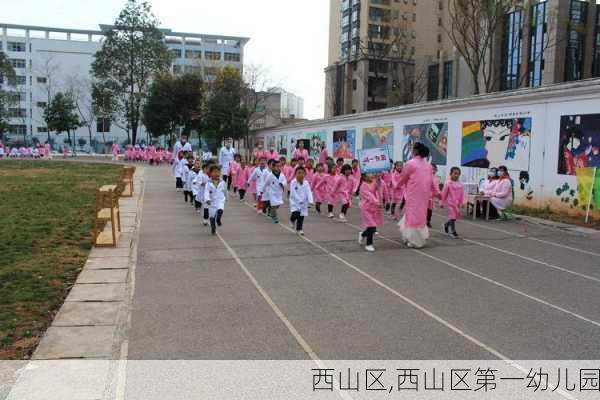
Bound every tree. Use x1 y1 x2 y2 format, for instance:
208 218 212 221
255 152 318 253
143 72 205 145
65 74 97 151
205 66 246 146
92 81 128 144
91 0 172 145
34 55 60 143
444 0 519 95
0 52 16 140
44 92 81 148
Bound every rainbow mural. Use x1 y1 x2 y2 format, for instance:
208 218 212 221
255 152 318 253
461 121 487 166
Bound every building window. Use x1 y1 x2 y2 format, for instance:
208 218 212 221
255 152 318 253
37 77 47 84
205 51 222 61
427 64 439 101
565 0 588 81
352 79 357 90
502 9 523 90
37 126 48 133
9 108 27 118
9 59 26 69
169 49 182 59
36 101 47 108
224 52 241 62
96 118 111 133
9 125 27 135
7 42 26 52
185 49 202 59
442 61 453 99
593 6 600 77
184 65 202 74
529 1 547 87
15 76 27 85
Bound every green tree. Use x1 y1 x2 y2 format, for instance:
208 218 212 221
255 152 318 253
206 66 246 146
0 52 16 140
44 92 81 148
143 72 205 145
91 0 172 145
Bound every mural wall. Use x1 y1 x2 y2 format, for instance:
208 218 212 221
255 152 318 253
306 131 327 159
332 129 356 160
401 123 448 165
277 135 288 156
254 83 600 219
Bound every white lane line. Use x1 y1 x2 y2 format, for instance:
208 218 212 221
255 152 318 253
433 211 600 257
241 201 577 400
343 222 600 329
216 230 354 400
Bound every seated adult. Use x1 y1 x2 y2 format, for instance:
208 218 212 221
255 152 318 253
477 167 499 219
489 165 513 219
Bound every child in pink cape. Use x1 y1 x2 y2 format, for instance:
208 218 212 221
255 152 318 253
247 161 258 202
337 164 355 222
311 163 327 214
396 143 436 248
281 157 295 184
233 158 250 201
325 165 343 219
358 173 384 252
440 167 465 238
229 154 242 194
390 161 405 221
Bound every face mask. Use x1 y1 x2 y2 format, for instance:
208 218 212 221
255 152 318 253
488 171 496 177
498 171 505 177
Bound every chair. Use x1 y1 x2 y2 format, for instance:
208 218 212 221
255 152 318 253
92 185 121 247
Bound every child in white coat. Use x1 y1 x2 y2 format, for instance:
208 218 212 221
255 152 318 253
195 163 211 225
264 159 287 224
289 167 314 235
204 165 228 235
190 160 202 213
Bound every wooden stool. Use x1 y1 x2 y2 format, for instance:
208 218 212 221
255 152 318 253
121 167 135 197
92 185 121 247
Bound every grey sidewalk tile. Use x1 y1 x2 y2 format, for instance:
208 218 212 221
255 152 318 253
85 256 130 270
88 247 131 258
76 269 128 284
65 283 127 302
53 302 121 326
32 326 116 359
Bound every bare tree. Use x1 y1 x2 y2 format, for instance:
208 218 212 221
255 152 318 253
34 55 61 143
64 73 97 151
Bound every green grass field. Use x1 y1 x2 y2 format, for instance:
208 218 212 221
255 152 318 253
0 160 122 359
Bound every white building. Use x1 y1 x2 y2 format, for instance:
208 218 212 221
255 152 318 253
0 23 249 152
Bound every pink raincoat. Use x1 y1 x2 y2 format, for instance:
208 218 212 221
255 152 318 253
359 181 384 229
391 170 405 203
428 175 441 210
325 174 343 205
247 167 257 194
311 172 328 203
233 165 250 190
396 156 435 228
490 178 513 211
292 148 309 161
440 179 465 220
339 175 356 206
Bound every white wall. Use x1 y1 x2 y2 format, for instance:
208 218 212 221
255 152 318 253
257 79 600 218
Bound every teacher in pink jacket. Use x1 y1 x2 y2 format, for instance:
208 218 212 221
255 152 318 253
396 143 437 248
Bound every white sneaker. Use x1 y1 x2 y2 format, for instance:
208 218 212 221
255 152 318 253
202 219 209 226
365 245 375 252
328 212 334 218
338 213 347 222
358 232 365 245
298 231 304 236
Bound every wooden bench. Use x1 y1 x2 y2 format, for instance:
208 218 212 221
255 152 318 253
121 167 135 197
92 185 121 247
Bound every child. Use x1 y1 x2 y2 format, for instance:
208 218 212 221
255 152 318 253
182 154 194 204
248 157 269 214
234 158 250 201
304 158 315 186
311 163 327 214
351 159 361 194
359 173 384 252
173 151 184 191
390 161 405 220
260 159 275 216
337 164 355 222
264 159 287 223
289 166 314 235
282 157 295 184
440 167 465 238
229 154 242 194
247 160 258 203
428 163 441 228
195 163 211 225
325 164 342 218
335 157 344 174
204 165 228 235
190 160 202 212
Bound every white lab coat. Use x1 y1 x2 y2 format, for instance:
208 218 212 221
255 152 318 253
204 180 228 217
258 169 272 201
182 164 191 190
194 172 210 203
289 179 314 216
174 158 186 178
264 171 287 206
189 170 199 196
218 147 236 175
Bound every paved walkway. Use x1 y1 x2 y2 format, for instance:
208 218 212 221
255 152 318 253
128 165 600 360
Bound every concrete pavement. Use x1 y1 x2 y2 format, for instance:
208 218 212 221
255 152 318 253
128 165 600 361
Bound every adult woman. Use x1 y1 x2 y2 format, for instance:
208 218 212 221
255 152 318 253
292 140 309 162
478 167 499 219
396 143 436 248
490 165 513 219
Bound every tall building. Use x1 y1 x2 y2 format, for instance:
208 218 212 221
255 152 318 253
0 23 249 150
249 88 306 131
325 0 600 118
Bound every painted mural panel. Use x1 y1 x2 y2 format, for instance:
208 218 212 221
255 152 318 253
557 113 600 175
332 129 356 159
401 123 448 165
277 135 288 156
288 133 304 156
362 125 394 149
305 131 327 159
266 135 276 151
461 118 532 170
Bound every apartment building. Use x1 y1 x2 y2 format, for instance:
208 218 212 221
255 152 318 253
250 88 306 131
0 23 249 150
325 0 600 118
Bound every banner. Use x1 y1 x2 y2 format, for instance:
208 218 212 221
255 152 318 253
358 146 392 174
576 167 594 208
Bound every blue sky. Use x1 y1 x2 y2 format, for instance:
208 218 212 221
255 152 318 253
0 0 330 119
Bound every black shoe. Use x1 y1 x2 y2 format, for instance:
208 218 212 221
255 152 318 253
451 232 459 239
427 222 432 228
217 220 222 227
443 223 449 234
